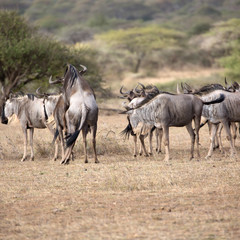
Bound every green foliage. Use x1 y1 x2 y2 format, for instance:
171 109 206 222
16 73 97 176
219 40 240 80
197 6 221 17
0 10 102 97
189 22 212 36
97 26 184 72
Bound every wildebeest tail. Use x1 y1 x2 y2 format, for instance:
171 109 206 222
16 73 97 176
200 119 208 129
66 130 80 147
66 103 89 147
203 94 225 105
120 122 133 139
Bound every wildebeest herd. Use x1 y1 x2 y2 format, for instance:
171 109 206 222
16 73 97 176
1 64 240 164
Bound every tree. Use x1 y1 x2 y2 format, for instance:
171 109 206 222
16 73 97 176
0 10 102 114
219 40 240 81
0 11 64 97
97 26 184 73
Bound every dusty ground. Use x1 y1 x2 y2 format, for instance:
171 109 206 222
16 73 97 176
0 109 240 240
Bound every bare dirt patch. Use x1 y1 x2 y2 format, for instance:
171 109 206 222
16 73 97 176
1 112 240 239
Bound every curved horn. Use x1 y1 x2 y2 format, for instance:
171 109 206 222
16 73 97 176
225 77 228 86
36 87 45 97
176 83 181 94
138 82 145 89
79 65 87 75
184 83 192 91
120 86 129 95
49 75 64 85
133 83 141 94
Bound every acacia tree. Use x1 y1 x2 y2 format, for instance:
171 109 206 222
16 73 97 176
98 26 184 73
0 10 102 116
0 11 66 100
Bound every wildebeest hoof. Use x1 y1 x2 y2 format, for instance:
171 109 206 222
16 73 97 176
61 159 69 165
95 159 100 163
21 157 26 162
205 155 211 160
85 160 88 163
133 154 137 157
144 154 149 157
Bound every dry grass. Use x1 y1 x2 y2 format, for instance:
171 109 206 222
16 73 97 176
1 110 240 240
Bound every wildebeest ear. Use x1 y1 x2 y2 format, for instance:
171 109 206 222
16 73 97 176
129 90 135 99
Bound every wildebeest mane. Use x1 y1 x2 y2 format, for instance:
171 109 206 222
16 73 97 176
64 64 78 88
26 93 36 101
193 84 228 96
130 91 176 110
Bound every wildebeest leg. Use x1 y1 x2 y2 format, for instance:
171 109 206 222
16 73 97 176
61 142 75 165
156 128 163 154
206 123 218 159
139 134 149 157
90 125 99 163
222 120 236 157
82 125 88 163
29 128 34 161
185 123 195 160
59 128 65 162
193 117 200 157
148 130 153 155
231 122 237 148
139 134 143 156
21 127 28 162
209 122 219 150
162 125 170 161
52 141 59 161
133 135 137 157
46 122 59 161
214 124 220 150
217 123 224 153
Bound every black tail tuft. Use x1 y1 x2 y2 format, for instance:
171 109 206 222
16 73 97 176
66 130 80 147
199 119 208 129
120 123 134 139
203 94 225 105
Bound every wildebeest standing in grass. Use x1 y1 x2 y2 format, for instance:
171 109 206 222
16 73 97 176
120 84 163 157
124 92 225 161
59 64 99 165
1 93 60 161
182 83 240 158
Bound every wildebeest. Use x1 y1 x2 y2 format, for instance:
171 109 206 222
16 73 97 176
120 83 162 156
1 92 60 161
123 91 225 161
55 64 98 165
182 83 240 158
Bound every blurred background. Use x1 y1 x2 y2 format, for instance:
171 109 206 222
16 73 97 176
1 0 240 101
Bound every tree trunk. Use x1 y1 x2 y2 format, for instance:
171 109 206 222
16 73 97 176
134 58 142 73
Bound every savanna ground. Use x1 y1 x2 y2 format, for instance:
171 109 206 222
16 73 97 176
1 69 240 239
